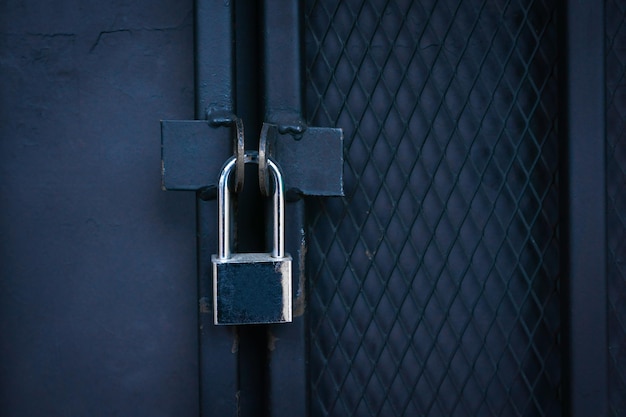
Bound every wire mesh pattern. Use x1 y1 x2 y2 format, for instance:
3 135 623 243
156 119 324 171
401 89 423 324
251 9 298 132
304 1 560 416
606 1 626 415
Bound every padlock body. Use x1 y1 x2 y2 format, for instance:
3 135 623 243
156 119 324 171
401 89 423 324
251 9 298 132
212 253 292 325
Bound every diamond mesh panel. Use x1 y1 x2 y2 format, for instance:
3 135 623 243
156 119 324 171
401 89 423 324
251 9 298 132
304 1 560 416
606 1 626 416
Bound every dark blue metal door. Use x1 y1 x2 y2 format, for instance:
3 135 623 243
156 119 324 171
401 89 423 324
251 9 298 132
0 1 199 416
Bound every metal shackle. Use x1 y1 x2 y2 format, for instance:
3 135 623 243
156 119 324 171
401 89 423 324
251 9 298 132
217 151 285 260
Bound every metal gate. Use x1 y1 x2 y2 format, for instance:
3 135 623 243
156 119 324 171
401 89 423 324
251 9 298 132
2 0 625 416
194 0 618 415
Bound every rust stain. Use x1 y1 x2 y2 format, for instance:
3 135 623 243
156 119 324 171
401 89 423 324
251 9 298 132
293 228 307 317
267 330 279 351
199 297 211 314
231 328 239 354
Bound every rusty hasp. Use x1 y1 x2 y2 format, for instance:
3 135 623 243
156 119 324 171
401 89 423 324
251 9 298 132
162 120 343 197
257 122 344 197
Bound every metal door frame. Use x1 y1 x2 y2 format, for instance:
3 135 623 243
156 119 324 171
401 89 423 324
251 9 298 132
192 1 308 416
560 2 608 416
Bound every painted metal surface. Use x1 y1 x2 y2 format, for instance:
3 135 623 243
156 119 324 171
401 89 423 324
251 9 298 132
561 1 608 416
192 1 239 416
262 2 309 417
160 120 231 191
260 123 344 197
161 121 343 196
162 0 343 198
0 0 199 416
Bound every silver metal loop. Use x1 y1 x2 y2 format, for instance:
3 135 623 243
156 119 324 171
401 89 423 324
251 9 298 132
217 151 285 260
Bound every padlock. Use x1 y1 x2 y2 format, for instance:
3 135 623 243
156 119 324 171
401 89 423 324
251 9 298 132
212 152 292 325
